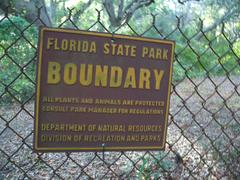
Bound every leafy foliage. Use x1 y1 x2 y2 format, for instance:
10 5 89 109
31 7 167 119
0 0 239 104
137 152 173 179
0 16 37 104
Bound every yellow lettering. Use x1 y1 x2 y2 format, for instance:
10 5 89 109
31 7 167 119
89 42 96 53
139 68 150 89
149 48 155 59
163 49 168 60
154 70 164 90
125 45 130 56
117 45 124 56
47 61 61 84
47 38 54 49
69 40 76 51
111 44 117 55
156 48 162 59
130 46 136 57
82 41 88 52
77 40 81 51
61 39 68 51
64 63 77 85
79 64 93 86
95 65 108 87
124 68 136 88
103 43 110 54
54 39 60 50
142 47 148 57
110 66 122 87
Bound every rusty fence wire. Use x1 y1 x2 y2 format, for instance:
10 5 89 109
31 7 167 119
0 5 240 179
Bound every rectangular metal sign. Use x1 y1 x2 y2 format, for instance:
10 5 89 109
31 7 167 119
34 27 175 151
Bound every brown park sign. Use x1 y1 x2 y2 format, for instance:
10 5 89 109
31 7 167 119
34 27 175 152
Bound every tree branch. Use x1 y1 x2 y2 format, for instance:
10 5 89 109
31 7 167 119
195 7 238 39
72 0 93 24
103 0 154 27
37 0 52 26
49 0 57 23
178 0 200 4
117 0 124 20
103 0 117 26
0 0 52 27
124 0 154 23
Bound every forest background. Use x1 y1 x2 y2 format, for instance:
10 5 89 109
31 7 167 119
0 0 239 104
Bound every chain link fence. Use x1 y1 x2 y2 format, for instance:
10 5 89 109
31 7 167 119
0 4 240 179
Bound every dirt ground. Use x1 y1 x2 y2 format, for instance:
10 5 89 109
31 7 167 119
0 76 239 179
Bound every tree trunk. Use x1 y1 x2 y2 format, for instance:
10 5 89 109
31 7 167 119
103 0 154 27
0 0 52 27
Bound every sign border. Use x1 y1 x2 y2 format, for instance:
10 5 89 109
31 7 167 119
34 27 175 151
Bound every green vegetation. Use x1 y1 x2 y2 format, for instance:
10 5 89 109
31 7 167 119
0 16 37 104
137 152 173 179
0 1 239 178
0 0 239 104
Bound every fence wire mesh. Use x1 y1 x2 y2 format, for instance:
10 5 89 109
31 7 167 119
0 3 240 179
